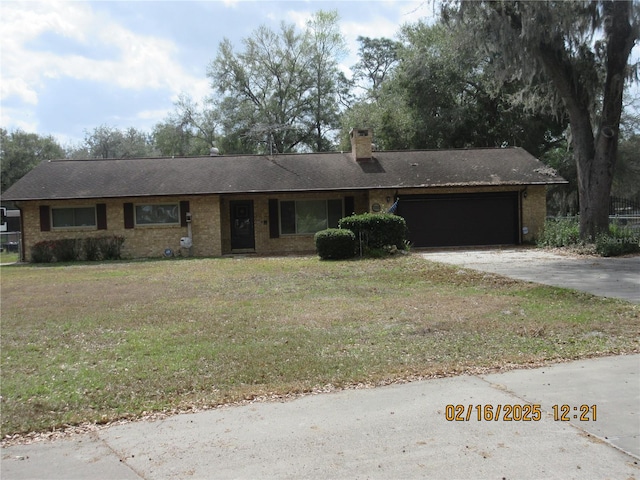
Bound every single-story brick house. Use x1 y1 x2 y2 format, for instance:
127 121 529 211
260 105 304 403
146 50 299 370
2 129 566 261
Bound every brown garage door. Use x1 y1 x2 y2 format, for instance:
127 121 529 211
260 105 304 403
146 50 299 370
397 192 520 247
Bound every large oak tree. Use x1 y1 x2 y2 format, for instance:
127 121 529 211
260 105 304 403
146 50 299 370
445 1 639 240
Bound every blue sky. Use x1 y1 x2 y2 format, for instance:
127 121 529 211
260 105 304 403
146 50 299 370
1 0 434 146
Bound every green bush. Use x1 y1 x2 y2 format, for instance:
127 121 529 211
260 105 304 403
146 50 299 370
539 218 640 257
339 213 408 253
538 218 582 248
31 241 55 263
314 228 356 260
595 224 640 257
31 236 125 263
84 237 102 261
84 236 125 261
51 238 82 262
31 239 80 262
100 235 125 260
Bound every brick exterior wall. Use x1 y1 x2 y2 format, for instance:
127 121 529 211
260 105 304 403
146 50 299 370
16 185 547 261
521 185 547 243
18 196 222 261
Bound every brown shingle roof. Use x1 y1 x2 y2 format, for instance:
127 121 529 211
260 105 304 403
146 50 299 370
1 147 566 201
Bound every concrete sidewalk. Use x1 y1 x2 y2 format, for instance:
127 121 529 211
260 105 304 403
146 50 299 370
2 354 639 479
420 248 640 303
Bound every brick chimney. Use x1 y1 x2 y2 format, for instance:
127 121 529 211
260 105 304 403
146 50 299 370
350 128 372 161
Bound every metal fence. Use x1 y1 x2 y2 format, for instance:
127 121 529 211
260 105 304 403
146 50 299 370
549 197 640 232
1 231 21 253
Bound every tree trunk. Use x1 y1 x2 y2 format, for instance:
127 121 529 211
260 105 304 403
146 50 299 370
577 135 615 241
538 1 636 241
579 0 636 240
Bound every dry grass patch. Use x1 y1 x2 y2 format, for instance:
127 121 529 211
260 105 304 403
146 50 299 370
1 255 638 440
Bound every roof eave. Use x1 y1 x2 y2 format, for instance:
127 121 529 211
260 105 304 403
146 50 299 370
1 178 568 202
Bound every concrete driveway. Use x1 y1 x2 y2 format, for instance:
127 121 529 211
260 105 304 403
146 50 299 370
420 247 640 303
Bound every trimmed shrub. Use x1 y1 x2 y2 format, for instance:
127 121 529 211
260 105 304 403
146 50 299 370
315 228 356 260
83 235 125 261
31 238 81 263
31 236 125 263
31 241 55 263
83 237 102 261
32 239 80 262
339 213 408 253
100 235 125 260
51 238 82 262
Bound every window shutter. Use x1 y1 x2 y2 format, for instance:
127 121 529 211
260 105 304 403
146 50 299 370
123 203 134 229
180 201 190 227
344 196 355 216
39 205 51 232
96 204 107 230
268 199 279 238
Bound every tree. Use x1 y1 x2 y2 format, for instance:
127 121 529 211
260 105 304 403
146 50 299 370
445 1 639 240
614 134 640 202
1 128 65 192
339 36 403 151
208 10 347 153
69 125 156 159
305 10 349 151
614 98 640 201
210 25 311 153
153 94 221 156
340 22 566 155
339 88 415 151
352 36 401 97
399 20 569 153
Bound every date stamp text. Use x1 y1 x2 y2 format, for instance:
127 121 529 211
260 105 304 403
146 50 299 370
444 404 597 422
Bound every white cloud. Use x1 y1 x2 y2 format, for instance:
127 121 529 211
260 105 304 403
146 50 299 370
0 1 209 104
285 9 313 29
136 108 174 121
0 105 38 133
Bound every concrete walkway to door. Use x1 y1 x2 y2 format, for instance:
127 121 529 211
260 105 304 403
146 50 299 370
420 247 640 304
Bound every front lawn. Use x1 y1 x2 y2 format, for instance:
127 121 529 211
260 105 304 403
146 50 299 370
1 255 638 439
0 250 19 264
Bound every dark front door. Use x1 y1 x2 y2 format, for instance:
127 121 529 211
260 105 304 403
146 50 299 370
230 200 255 250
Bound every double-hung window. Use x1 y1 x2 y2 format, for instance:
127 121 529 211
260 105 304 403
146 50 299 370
135 204 180 226
279 199 343 235
51 207 96 228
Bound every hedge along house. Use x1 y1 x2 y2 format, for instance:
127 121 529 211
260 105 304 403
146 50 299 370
2 129 566 262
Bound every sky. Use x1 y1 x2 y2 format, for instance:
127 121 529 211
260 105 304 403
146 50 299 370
1 0 435 147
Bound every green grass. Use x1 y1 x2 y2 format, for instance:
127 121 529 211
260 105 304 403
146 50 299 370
0 250 19 264
1 255 638 438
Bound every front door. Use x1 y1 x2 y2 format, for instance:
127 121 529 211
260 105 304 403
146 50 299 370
230 200 255 250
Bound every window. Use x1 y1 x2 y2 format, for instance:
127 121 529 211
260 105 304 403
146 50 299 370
280 199 343 235
135 204 179 225
51 207 96 228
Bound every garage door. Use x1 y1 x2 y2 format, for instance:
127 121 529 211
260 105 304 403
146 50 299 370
397 192 520 247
